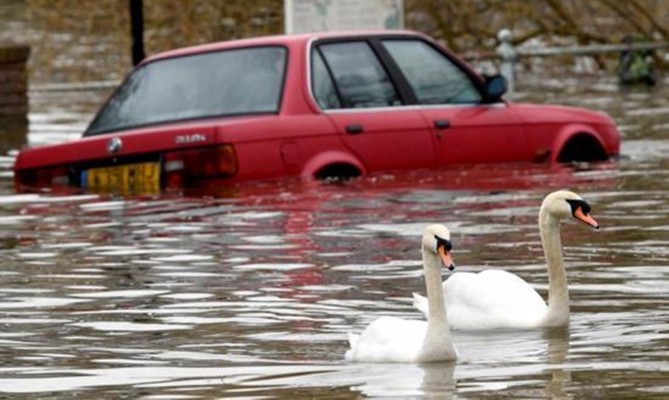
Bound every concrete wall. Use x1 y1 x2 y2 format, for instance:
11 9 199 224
0 45 30 153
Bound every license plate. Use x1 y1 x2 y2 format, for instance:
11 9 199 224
82 162 160 195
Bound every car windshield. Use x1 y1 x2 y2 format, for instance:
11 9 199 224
85 46 287 136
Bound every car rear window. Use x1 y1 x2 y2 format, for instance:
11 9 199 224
85 46 287 136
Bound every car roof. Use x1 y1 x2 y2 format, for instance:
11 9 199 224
142 30 430 64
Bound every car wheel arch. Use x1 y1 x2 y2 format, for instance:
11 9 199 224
551 126 608 163
301 151 366 180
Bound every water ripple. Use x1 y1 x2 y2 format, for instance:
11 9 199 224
1 91 669 397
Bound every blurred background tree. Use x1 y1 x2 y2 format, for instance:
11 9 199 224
2 0 667 84
406 0 669 52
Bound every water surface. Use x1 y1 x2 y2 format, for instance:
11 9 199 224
0 77 668 398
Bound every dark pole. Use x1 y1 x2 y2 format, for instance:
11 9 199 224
130 0 145 65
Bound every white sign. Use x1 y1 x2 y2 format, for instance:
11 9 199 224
284 0 404 34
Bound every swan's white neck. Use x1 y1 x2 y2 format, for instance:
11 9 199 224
539 207 569 326
418 247 456 361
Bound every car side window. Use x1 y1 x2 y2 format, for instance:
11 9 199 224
312 51 342 109
316 41 402 109
382 39 482 105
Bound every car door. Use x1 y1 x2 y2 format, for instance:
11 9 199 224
381 39 529 165
312 40 436 172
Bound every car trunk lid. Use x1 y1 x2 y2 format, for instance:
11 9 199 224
14 123 238 194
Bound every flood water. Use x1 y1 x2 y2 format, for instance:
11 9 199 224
0 76 668 398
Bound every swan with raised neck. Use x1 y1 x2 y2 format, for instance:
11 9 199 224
413 190 599 330
346 224 458 363
540 190 599 326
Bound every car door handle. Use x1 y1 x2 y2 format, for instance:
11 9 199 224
434 120 451 129
346 124 364 135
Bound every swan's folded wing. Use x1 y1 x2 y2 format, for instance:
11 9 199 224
348 332 359 348
346 317 427 363
444 270 547 329
344 332 360 361
412 292 429 318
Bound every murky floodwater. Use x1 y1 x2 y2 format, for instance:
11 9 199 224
0 76 667 398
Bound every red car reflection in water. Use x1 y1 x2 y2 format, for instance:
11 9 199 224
14 30 620 195
11 161 619 328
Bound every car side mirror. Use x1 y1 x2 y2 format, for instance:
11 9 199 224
484 74 507 102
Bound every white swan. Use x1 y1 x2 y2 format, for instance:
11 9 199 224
413 190 599 330
345 224 458 363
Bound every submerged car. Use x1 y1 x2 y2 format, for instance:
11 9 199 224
14 30 620 195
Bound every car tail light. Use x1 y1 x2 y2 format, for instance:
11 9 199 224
15 166 70 190
163 145 238 187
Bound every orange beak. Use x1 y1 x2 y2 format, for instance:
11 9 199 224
574 207 600 229
438 245 455 271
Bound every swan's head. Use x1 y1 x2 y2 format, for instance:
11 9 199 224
422 224 455 271
541 190 599 229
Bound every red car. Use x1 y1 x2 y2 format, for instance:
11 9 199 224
14 30 620 195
